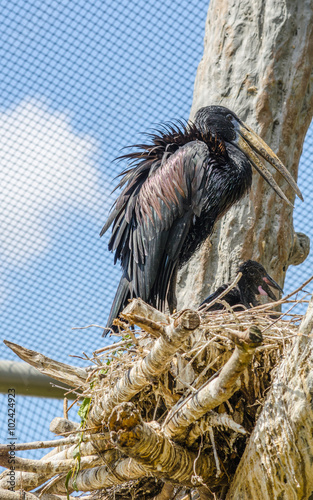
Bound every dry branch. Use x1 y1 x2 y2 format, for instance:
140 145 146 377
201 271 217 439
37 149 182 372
0 454 101 474
120 298 170 337
0 294 306 498
89 303 200 426
0 437 112 492
0 468 50 493
186 411 247 447
3 340 87 387
0 434 90 453
48 457 147 495
225 296 313 499
122 298 170 325
0 491 67 500
49 417 80 435
0 491 39 500
153 483 175 500
163 326 262 441
108 402 215 487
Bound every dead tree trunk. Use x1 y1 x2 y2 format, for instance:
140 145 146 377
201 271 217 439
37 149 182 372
177 0 313 497
177 0 313 309
226 297 313 499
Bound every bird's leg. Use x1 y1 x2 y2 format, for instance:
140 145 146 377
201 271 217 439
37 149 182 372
167 267 178 314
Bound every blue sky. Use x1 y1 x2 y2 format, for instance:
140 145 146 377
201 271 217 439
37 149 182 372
0 0 312 454
0 0 209 363
0 0 210 450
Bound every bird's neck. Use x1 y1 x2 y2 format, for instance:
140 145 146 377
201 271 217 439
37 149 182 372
238 278 259 308
206 151 252 224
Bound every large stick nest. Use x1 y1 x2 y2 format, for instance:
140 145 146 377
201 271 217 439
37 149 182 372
86 296 303 498
0 282 309 500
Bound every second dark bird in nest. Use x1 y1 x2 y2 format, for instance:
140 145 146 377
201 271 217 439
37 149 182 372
101 106 302 333
199 260 283 310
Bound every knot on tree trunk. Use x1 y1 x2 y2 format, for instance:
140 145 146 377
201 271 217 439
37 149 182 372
109 402 142 448
228 325 263 348
288 231 310 266
174 309 201 330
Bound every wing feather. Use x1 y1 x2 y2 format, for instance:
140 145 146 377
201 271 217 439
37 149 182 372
103 140 210 323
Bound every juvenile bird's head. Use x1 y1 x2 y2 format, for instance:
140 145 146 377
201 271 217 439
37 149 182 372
238 260 283 302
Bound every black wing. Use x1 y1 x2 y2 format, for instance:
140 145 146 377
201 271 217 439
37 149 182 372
102 140 211 328
200 284 241 310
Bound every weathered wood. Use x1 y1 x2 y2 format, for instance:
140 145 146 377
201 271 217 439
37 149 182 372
226 296 313 499
108 402 215 487
49 417 80 435
0 491 66 500
0 469 50 493
186 411 247 447
3 340 87 387
153 483 175 500
0 436 112 492
0 453 101 474
163 327 262 441
89 304 200 426
122 298 170 325
177 0 313 310
0 490 39 500
48 457 147 494
0 434 83 453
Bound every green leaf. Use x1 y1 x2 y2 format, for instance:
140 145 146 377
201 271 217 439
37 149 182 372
78 397 91 425
65 469 72 500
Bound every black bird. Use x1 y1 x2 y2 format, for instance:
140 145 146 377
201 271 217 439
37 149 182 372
101 106 302 332
199 260 283 310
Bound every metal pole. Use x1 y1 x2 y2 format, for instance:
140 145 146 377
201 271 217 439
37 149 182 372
0 361 76 399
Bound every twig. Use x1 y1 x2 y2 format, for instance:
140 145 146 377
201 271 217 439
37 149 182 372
72 324 107 330
93 339 135 355
198 273 242 312
63 398 68 420
89 304 200 426
0 433 109 453
208 428 221 477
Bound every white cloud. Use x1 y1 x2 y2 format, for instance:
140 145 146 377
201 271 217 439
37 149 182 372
0 98 107 264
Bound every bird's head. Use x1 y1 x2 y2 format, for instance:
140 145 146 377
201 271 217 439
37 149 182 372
238 260 283 301
194 106 303 206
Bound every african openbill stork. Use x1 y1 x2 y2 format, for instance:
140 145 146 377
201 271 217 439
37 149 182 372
101 106 302 333
199 260 283 310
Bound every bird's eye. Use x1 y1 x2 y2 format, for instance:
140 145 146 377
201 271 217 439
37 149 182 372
226 114 233 121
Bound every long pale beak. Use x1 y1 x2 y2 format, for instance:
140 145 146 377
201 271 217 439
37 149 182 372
237 122 303 206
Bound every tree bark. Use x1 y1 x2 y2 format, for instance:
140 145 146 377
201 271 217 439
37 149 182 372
177 0 313 309
225 297 313 499
109 402 215 487
89 304 200 426
163 327 262 441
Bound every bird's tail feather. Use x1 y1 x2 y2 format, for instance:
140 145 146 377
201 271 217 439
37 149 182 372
103 275 131 337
